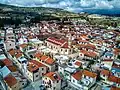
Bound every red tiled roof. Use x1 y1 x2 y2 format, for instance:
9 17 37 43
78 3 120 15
45 58 55 65
40 55 55 65
2 59 13 66
28 64 39 72
47 37 69 48
7 66 18 72
34 52 43 59
19 44 28 49
41 55 48 61
81 35 89 40
28 35 34 39
29 60 46 67
100 69 110 76
9 49 15 56
78 44 96 50
28 60 46 72
9 49 22 56
83 70 97 78
80 50 97 58
45 72 61 81
94 40 103 45
108 75 120 84
114 48 120 55
4 75 17 87
15 53 23 58
75 61 81 67
72 71 82 80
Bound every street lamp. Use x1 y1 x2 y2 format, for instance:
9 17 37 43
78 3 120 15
0 71 7 90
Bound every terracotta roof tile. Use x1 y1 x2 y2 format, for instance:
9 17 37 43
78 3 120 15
4 75 17 87
100 69 110 76
114 48 120 55
28 60 46 72
15 53 23 58
78 44 96 50
34 53 43 59
108 75 120 84
47 37 69 48
41 55 48 61
45 58 55 65
2 59 13 66
9 49 15 56
75 61 81 67
83 70 97 78
45 72 61 81
72 71 82 80
80 50 97 58
7 66 18 72
19 44 28 49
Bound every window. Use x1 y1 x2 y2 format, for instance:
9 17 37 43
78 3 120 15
73 80 75 82
80 54 82 56
57 80 59 83
86 81 89 84
84 76 86 78
65 49 67 52
42 68 44 70
103 75 105 77
54 87 56 90
22 83 24 86
36 75 38 77
43 81 44 84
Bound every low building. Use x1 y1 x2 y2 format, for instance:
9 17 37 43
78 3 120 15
100 69 111 82
4 40 16 51
38 55 56 72
42 72 61 90
71 71 84 90
101 59 113 70
4 75 19 90
81 70 97 88
27 60 47 82
45 37 73 55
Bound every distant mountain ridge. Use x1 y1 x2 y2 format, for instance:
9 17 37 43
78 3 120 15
0 3 72 14
0 3 120 17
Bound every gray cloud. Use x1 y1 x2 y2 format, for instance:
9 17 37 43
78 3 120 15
0 0 120 12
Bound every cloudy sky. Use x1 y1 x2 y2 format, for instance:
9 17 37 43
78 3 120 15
0 0 120 13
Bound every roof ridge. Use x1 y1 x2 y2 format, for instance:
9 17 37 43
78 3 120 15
60 41 67 47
